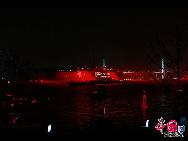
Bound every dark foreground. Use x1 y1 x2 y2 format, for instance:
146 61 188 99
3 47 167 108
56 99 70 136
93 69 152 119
2 126 188 140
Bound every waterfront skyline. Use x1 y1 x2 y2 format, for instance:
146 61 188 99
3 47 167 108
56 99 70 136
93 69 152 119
1 8 188 71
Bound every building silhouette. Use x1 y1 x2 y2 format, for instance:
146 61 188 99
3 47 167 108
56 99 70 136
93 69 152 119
0 49 20 82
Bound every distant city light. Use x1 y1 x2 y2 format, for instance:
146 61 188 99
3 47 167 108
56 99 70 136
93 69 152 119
176 89 182 92
123 71 162 74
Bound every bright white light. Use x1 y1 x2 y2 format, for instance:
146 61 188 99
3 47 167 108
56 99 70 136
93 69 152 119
48 125 51 133
162 58 165 79
146 120 149 127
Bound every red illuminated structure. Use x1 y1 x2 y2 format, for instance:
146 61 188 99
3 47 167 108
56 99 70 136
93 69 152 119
141 90 148 109
56 66 120 84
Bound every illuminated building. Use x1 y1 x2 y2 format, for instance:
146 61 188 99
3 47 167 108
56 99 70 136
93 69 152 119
56 65 120 82
56 58 119 83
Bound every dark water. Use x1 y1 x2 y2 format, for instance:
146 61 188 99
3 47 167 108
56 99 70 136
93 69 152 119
0 82 179 132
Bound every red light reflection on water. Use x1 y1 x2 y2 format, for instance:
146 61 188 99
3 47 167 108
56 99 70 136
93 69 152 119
32 100 36 103
3 82 178 132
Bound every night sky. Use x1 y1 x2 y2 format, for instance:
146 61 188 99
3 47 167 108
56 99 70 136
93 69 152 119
1 8 188 71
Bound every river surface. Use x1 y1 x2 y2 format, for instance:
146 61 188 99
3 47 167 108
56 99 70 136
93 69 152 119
0 82 179 132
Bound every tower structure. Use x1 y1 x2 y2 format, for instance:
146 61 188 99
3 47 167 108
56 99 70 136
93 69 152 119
102 58 106 71
162 58 165 80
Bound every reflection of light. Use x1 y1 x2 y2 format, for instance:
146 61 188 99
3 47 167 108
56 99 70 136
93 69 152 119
176 89 182 92
10 104 14 107
146 120 149 127
32 100 36 103
48 125 51 133
6 95 12 97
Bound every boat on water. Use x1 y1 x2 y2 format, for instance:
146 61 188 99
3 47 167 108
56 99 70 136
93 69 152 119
67 80 117 86
67 81 95 86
